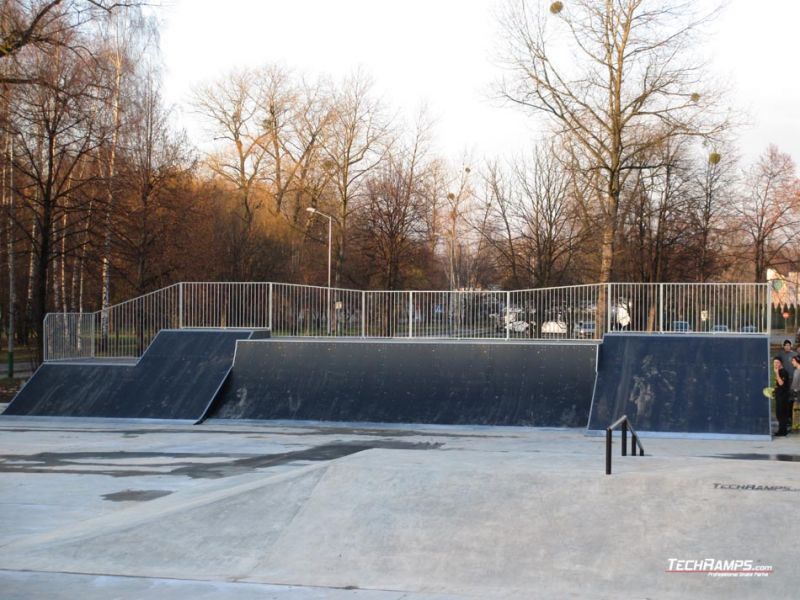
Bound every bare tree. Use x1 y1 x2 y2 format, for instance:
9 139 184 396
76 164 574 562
2 91 17 372
258 66 331 221
732 145 800 281
97 7 147 334
514 144 578 286
9 38 101 357
477 162 520 288
690 146 737 281
320 70 391 287
115 64 193 295
499 0 727 327
0 0 143 85
617 137 696 283
193 68 271 279
443 163 476 289
354 117 432 290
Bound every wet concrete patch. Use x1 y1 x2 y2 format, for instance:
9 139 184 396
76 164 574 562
709 453 800 462
0 424 506 439
0 441 442 479
102 489 172 502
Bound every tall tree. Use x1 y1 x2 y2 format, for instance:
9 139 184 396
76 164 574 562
354 118 431 290
193 68 270 279
0 0 143 84
690 146 737 281
321 70 390 287
115 64 192 294
9 38 101 357
96 6 153 333
733 145 800 282
499 0 727 328
514 144 578 287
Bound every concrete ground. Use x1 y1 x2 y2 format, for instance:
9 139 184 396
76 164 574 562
0 419 798 599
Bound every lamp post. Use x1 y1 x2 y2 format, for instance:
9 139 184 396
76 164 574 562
306 207 333 334
306 207 332 288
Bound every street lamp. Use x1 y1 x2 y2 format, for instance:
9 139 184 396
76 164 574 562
306 207 334 334
306 207 332 289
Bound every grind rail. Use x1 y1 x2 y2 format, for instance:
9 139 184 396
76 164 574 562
606 415 646 475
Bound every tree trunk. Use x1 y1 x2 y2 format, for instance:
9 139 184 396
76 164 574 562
34 198 52 363
23 220 36 345
100 49 123 336
4 133 14 374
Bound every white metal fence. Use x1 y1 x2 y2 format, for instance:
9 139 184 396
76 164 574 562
42 281 770 361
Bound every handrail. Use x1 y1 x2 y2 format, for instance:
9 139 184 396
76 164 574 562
605 415 645 475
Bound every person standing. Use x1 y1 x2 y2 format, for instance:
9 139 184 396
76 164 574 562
792 355 800 433
779 340 797 381
774 357 791 436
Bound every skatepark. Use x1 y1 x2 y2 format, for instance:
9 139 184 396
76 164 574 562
1 281 796 598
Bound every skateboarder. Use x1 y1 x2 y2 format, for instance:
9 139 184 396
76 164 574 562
774 357 791 436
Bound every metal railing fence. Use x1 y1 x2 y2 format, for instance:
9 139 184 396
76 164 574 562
43 312 96 361
608 283 768 334
41 281 770 361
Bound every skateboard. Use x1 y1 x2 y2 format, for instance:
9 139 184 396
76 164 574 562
793 400 800 432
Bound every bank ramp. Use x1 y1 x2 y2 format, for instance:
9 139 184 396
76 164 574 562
4 329 267 422
587 333 770 438
210 338 598 427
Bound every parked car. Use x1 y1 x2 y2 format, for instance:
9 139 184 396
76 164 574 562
672 320 692 333
740 325 758 333
573 320 596 339
710 324 729 333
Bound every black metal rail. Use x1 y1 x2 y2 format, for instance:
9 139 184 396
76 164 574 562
605 415 645 475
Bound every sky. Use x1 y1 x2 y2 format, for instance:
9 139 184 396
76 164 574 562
158 0 800 166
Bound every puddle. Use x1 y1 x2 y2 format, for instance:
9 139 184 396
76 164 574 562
0 441 442 479
102 489 172 502
0 425 504 439
709 453 800 462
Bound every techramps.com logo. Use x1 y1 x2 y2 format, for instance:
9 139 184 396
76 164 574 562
666 558 773 577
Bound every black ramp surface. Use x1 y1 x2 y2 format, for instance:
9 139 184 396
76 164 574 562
5 329 257 421
587 333 770 436
212 339 598 426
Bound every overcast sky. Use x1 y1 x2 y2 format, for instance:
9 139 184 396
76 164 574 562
159 0 800 166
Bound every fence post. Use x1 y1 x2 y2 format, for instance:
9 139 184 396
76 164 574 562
91 314 96 358
659 283 664 333
409 291 414 338
268 282 273 332
361 290 366 338
607 283 612 333
764 283 771 334
506 291 511 340
178 282 184 329
42 314 48 362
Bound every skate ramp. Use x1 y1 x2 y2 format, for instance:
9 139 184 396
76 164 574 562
211 338 598 426
4 329 264 421
588 333 770 437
